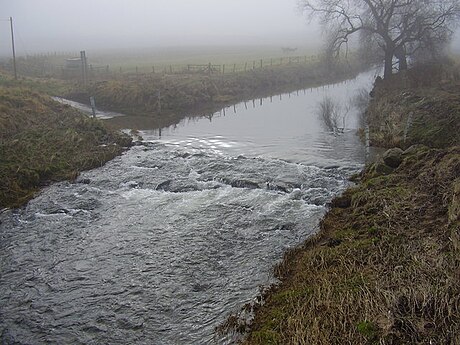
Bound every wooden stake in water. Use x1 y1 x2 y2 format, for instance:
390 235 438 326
90 96 96 118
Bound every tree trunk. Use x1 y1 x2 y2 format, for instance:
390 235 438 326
384 50 394 79
395 45 408 71
398 56 408 71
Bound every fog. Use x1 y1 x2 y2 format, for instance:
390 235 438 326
0 0 321 56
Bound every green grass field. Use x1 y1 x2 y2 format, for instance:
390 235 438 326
1 45 321 77
89 45 319 72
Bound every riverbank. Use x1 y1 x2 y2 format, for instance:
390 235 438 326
239 63 460 344
67 60 364 130
0 81 132 208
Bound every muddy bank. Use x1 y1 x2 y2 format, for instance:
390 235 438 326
0 83 132 208
239 64 460 344
68 61 364 130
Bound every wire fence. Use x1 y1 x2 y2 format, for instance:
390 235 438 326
0 52 322 81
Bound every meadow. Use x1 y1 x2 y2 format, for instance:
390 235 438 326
0 44 321 78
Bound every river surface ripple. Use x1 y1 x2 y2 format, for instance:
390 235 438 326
0 70 377 344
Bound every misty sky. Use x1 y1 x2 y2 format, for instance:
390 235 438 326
0 0 321 56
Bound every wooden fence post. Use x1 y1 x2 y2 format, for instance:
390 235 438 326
233 64 236 73
208 62 212 75
158 90 162 113
260 59 263 68
80 50 88 85
222 64 225 74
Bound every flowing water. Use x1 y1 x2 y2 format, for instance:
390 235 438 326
0 70 378 345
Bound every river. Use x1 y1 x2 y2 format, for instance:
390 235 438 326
0 69 378 345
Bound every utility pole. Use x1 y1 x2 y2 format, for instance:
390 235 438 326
9 17 17 80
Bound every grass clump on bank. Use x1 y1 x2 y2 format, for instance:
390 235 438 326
0 83 131 208
237 63 460 344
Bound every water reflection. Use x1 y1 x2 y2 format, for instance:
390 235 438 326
141 70 378 166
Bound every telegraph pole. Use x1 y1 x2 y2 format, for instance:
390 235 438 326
9 17 17 80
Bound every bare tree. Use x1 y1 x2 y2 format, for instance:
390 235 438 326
300 0 460 79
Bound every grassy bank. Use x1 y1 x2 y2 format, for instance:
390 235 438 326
238 64 460 344
0 79 131 208
68 60 363 130
366 62 460 149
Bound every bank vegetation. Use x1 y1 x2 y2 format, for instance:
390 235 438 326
0 73 131 208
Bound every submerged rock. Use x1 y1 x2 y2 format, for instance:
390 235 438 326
156 180 172 191
220 177 260 189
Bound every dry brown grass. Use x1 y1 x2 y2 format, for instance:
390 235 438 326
236 146 460 344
